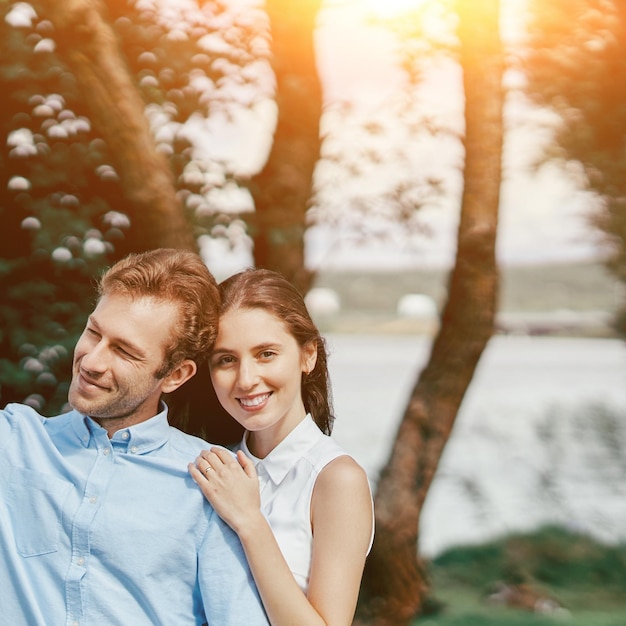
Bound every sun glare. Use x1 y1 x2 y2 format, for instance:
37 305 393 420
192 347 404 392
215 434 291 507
362 0 426 19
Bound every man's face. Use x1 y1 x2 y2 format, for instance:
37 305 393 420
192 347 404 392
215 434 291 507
68 293 180 426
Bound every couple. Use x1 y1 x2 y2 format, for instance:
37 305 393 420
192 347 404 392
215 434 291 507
0 248 374 625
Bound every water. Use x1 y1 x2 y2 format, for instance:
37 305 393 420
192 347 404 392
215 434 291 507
326 334 626 557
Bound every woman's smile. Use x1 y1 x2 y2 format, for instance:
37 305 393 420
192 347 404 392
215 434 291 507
238 392 272 410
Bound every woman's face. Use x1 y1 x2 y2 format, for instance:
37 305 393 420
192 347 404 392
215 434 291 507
209 307 317 447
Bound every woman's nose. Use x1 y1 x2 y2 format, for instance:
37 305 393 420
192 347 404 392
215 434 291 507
236 360 258 389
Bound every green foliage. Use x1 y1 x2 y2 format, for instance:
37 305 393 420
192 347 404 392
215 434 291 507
431 525 626 591
415 610 626 626
430 541 504 589
416 614 566 626
1 0 269 414
417 527 626 626
524 0 626 323
0 3 119 413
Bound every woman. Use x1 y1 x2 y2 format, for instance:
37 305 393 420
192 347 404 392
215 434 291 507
189 268 374 626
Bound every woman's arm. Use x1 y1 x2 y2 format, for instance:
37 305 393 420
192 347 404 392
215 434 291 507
189 448 373 626
307 455 374 626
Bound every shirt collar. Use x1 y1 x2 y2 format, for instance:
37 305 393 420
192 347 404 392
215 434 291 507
241 414 319 485
70 410 92 447
73 403 171 453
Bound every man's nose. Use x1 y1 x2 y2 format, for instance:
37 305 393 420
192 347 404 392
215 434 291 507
80 340 109 374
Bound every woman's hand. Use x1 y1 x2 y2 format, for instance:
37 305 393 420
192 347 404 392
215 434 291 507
189 447 262 534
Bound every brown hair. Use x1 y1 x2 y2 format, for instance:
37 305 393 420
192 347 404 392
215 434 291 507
99 248 219 378
218 268 334 435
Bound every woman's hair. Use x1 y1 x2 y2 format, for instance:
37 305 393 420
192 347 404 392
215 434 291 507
99 248 220 377
218 268 334 435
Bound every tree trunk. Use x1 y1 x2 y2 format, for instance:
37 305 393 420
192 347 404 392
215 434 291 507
247 0 323 293
355 1 504 624
37 0 197 252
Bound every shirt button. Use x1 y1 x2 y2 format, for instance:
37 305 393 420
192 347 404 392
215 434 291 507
103 448 110 456
122 432 130 440
89 496 97 504
72 621 79 626
76 557 85 566
130 446 138 454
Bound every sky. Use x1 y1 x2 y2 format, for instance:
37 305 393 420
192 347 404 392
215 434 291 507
312 0 603 269
198 0 604 275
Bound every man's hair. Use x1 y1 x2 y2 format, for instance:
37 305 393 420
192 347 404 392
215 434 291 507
98 248 219 377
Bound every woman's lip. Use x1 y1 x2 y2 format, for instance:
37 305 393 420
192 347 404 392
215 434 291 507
237 392 272 410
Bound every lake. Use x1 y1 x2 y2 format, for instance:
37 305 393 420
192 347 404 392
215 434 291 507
326 334 626 557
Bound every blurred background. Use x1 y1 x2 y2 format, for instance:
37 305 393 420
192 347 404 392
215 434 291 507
1 0 625 623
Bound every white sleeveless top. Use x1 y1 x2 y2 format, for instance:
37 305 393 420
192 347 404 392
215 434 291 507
237 415 373 592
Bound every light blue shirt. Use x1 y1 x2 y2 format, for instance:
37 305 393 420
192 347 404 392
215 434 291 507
0 403 269 626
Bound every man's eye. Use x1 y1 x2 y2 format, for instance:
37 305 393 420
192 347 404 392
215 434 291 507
115 346 134 359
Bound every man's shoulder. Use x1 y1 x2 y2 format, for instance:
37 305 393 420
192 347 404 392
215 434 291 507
168 428 236 464
1 402 45 423
0 403 44 449
1 402 77 433
167 425 215 455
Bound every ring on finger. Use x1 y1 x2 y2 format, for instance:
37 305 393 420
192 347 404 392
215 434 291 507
204 464 213 476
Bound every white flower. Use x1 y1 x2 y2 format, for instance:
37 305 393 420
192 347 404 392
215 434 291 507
34 38 56 54
52 247 72 262
103 211 131 229
5 3 37 28
23 357 45 374
7 128 34 147
47 124 69 139
8 176 31 191
21 217 41 230
83 237 107 257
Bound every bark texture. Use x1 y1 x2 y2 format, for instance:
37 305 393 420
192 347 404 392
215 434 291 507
355 1 505 623
247 0 324 293
38 0 197 252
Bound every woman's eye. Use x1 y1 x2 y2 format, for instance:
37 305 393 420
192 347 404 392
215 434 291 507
214 355 234 367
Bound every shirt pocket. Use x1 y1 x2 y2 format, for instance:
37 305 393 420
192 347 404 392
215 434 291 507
7 467 72 557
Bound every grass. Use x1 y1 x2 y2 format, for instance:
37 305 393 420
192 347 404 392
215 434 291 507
411 526 626 626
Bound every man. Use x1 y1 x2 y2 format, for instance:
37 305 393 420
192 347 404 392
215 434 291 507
0 249 269 625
